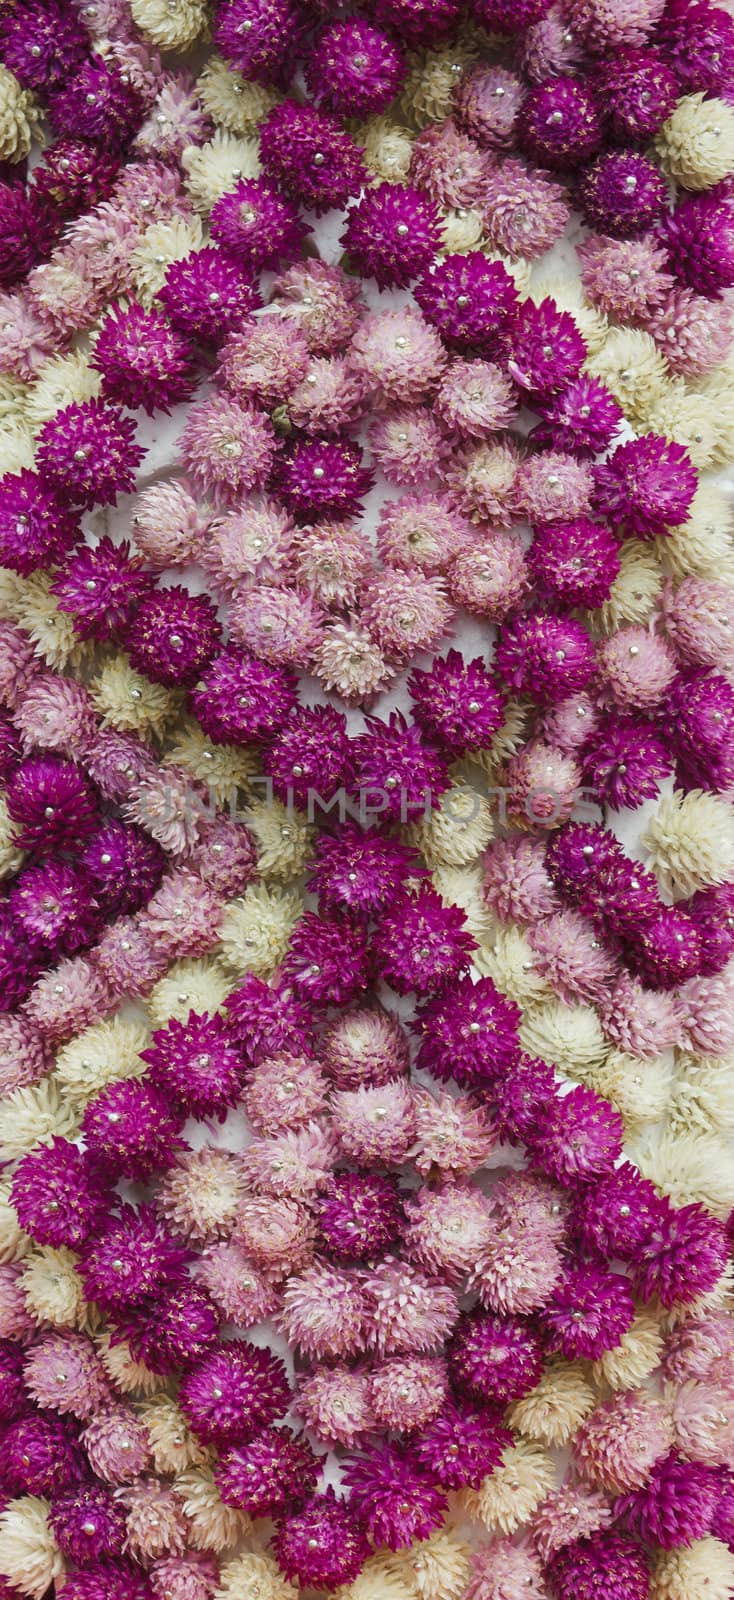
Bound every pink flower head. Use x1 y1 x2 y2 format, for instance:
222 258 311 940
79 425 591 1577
349 308 447 406
435 359 518 440
542 1266 635 1359
455 65 527 150
240 1120 336 1199
158 247 261 346
369 404 448 487
579 233 673 319
529 909 619 1004
483 834 561 922
416 973 521 1088
368 1355 448 1432
235 1194 316 1276
244 1052 328 1136
198 1241 281 1327
320 1005 409 1090
373 884 475 994
415 252 520 354
218 318 310 409
272 258 366 356
449 1310 544 1405
519 449 594 522
179 393 275 506
597 626 677 712
410 118 490 211
574 1390 674 1492
409 649 505 755
24 1330 113 1420
296 1363 376 1448
272 1486 371 1591
484 160 571 259
362 569 453 660
405 1184 495 1281
364 1256 459 1356
532 374 623 457
528 1085 624 1184
281 1260 366 1360
332 1078 417 1165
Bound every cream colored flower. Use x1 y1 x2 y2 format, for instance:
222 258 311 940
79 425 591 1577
0 66 38 162
460 1438 556 1534
656 94 734 189
25 351 101 431
21 1246 95 1331
651 1538 734 1600
0 1498 63 1599
655 484 734 582
175 1466 250 1554
215 1552 299 1600
90 653 182 739
586 326 668 425
399 35 482 126
0 566 27 620
631 1128 734 1218
12 574 88 671
596 540 664 633
645 378 719 469
409 783 494 867
0 1079 77 1162
96 1332 161 1396
472 698 531 779
360 117 414 183
643 789 734 898
387 1529 472 1600
337 1562 414 1600
520 999 607 1078
130 0 207 48
592 1309 664 1391
589 1049 673 1129
138 1394 210 1475
0 421 34 474
217 882 302 976
476 925 552 1009
0 1179 30 1265
509 1362 596 1448
441 209 485 252
431 862 496 941
165 720 259 805
54 1015 149 1108
131 215 205 306
197 56 280 134
183 131 261 211
0 374 28 424
670 1054 734 1137
0 793 24 879
243 798 314 882
147 957 234 1027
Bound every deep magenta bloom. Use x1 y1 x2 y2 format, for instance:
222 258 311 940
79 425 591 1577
508 298 587 399
307 824 420 915
0 470 81 575
657 1 734 96
49 1484 127 1564
408 650 505 755
49 60 143 149
477 0 552 25
79 1204 188 1312
53 538 151 641
0 184 43 287
632 1200 729 1307
276 438 373 520
141 1012 243 1120
495 613 596 703
529 517 620 608
518 76 604 169
80 821 164 916
92 303 197 416
343 1445 447 1549
81 1079 184 1181
214 0 301 81
211 179 309 272
546 1532 650 1600
179 1341 291 1448
532 375 623 457
306 18 405 114
272 1487 371 1592
571 1163 663 1258
415 252 519 353
263 704 353 809
578 151 668 238
158 248 261 345
542 1267 635 1359
124 586 221 687
371 0 462 42
216 1427 318 1515
342 183 442 290
55 1565 153 1600
628 906 703 989
121 1281 220 1374
0 0 87 92
0 1340 25 1421
11 859 98 955
4 1413 83 1497
413 1404 513 1489
190 648 297 745
31 141 120 221
582 715 673 810
352 712 449 821
259 101 365 213
416 974 521 1087
616 1452 719 1547
528 1085 624 1183
663 193 734 297
594 47 679 140
689 883 734 976
545 821 627 905
281 912 370 1005
373 886 476 995
224 973 314 1063
10 1136 109 1249
593 433 698 538
664 669 734 793
315 1171 403 1260
36 400 144 509
449 1311 544 1405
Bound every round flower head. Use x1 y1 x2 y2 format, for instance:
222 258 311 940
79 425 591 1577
149 1556 217 1600
224 973 314 1064
0 470 81 576
4 1412 84 1497
272 259 366 356
190 648 296 746
217 320 310 411
305 18 405 115
49 58 144 149
449 1311 545 1406
545 1531 650 1600
616 1451 720 1547
408 649 505 758
235 1193 316 1277
518 77 603 169
416 973 521 1087
578 151 668 239
321 1006 409 1090
663 669 734 793
211 178 308 273
566 0 666 48
1 0 87 92
573 1390 674 1492
542 1266 635 1359
495 613 596 704
343 1443 447 1550
11 858 98 955
92 302 197 416
10 1136 109 1249
373 885 475 995
179 393 275 506
307 824 420 915
350 309 447 407
80 820 164 916
483 160 570 260
24 1329 112 1420
434 359 518 440
215 1426 318 1516
507 297 586 400
663 192 734 297
594 433 698 538
361 569 453 661
263 703 352 811
124 586 221 689
455 64 526 150
276 438 373 521
81 1079 184 1181
280 1259 365 1361
532 375 623 458
413 1403 512 1490
331 1078 416 1165
579 233 673 320
259 100 365 214
529 516 620 609
56 1564 153 1600
281 911 369 1006
415 252 519 353
158 247 261 345
594 47 679 141
571 1162 663 1258
341 182 441 290
314 1171 403 1262
243 1052 328 1136
52 538 151 645
518 450 594 525
272 1486 371 1591
179 1340 290 1448
48 1483 127 1564
632 1198 729 1306
36 399 144 508
369 404 447 487
582 715 673 810
140 1012 243 1120
447 533 529 620
405 1184 495 1280
528 1084 624 1183
0 183 45 288
367 1355 448 1433
352 712 449 822
213 0 300 79
409 118 490 211
657 2 734 97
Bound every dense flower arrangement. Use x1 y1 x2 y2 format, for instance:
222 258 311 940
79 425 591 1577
0 0 733 1597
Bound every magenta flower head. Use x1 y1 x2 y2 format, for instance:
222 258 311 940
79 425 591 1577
158 247 261 346
54 541 152 650
259 101 365 214
542 1266 635 1359
495 613 596 703
478 0 552 27
593 47 679 141
343 1444 447 1549
0 470 81 576
372 0 463 41
49 1483 127 1564
416 974 521 1088
7 756 98 851
4 1413 84 1497
628 906 703 990
594 433 698 538
0 184 45 288
49 59 143 149
0 1339 25 1422
408 650 505 755
415 252 520 353
305 18 405 114
214 0 302 81
277 438 373 521
59 1565 154 1600
80 820 163 916
92 303 197 416
216 1426 319 1516
0 0 87 92
179 1340 291 1447
281 911 370 1006
273 1486 371 1592
571 1162 663 1258
264 703 353 810
141 1012 244 1120
546 1531 650 1600
508 298 587 400
632 1198 729 1307
529 1084 624 1183
449 1311 545 1405
224 973 314 1063
11 1137 109 1249
36 399 145 508
81 1079 184 1181
518 76 604 169
124 586 221 687
31 139 120 221
578 151 668 239
582 715 673 810
307 824 420 915
657 2 734 98
663 669 734 793
11 858 98 955
373 885 476 995
415 1404 513 1491
689 882 734 976
532 374 623 458
211 178 309 272
663 192 734 297
190 648 297 746
315 1171 404 1260
342 183 441 291
122 1280 220 1374
529 516 621 608
616 1451 719 1547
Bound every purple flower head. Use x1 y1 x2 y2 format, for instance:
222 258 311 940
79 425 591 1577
81 1079 184 1181
583 715 673 810
4 1413 84 1497
178 1340 291 1447
657 1 734 96
449 1311 545 1405
688 882 734 976
259 100 365 215
0 907 39 1008
408 650 505 756
478 0 553 26
281 911 370 1006
49 1484 127 1564
80 821 164 916
529 516 621 608
508 298 587 400
216 1426 318 1515
616 1452 719 1547
594 47 679 140
306 18 405 115
124 585 221 688
224 973 314 1064
141 1012 243 1120
0 185 45 288
371 0 463 42
495 613 596 704
353 711 449 822
342 183 442 290
11 859 98 956
571 1162 663 1257
0 0 87 92
53 537 151 641
594 433 698 538
628 905 703 989
416 974 522 1088
157 247 261 345
92 303 197 416
542 1266 635 1359
532 374 623 457
663 669 734 793
529 1085 624 1183
0 1339 26 1422
211 179 309 273
263 704 353 810
277 438 373 521
632 1198 729 1306
414 1403 513 1489
49 60 143 149
663 193 734 297
518 76 604 169
546 1531 650 1600
373 885 476 995
190 648 297 746
31 140 120 220
578 151 668 239
307 824 420 915
415 252 520 353
214 0 301 82
315 1171 404 1261
0 470 81 576
272 1486 371 1591
490 1051 559 1140
343 1444 447 1549
58 1566 153 1600
122 1281 220 1374
37 400 144 509
10 1136 109 1249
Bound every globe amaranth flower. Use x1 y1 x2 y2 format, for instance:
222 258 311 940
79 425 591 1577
0 182 47 288
263 703 353 810
315 1171 404 1260
320 1005 409 1089
281 912 370 1006
528 1084 624 1183
31 138 120 221
518 76 603 168
272 1486 371 1592
36 399 145 508
307 823 420 915
626 905 703 989
373 885 475 995
657 0 734 97
140 1012 244 1120
259 100 365 214
593 432 698 538
592 46 679 140
243 1052 328 1136
408 650 506 756
0 1339 25 1421
124 586 221 688
157 246 262 345
331 1078 417 1165
10 1135 110 1249
342 182 441 290
55 1564 153 1600
688 882 734 976
178 1340 291 1448
80 820 164 916
663 669 734 793
616 1451 720 1547
4 1412 84 1497
449 1311 545 1406
571 1162 662 1258
409 118 491 211
77 1204 188 1314
415 252 519 353
369 403 448 488
582 714 673 809
532 374 623 457
578 151 669 239
91 301 197 415
276 438 373 521
352 711 449 821
415 973 521 1087
367 1354 448 1433
349 308 447 408
81 1079 184 1181
49 1483 127 1564
0 469 81 576
52 537 152 641
483 159 570 260
343 1444 447 1549
507 297 586 400
24 1329 113 1420
211 176 310 274
545 1531 650 1600
48 58 144 149
306 17 405 115
632 1198 729 1307
413 1403 513 1490
224 972 314 1063
542 1267 635 1360
179 393 276 506
529 516 620 608
1 0 87 93
495 613 596 704
215 1426 319 1516
434 358 517 442
454 64 526 150
272 258 366 355
280 1260 365 1360
10 859 98 955
361 569 453 661
190 648 297 746
663 191 734 297
371 0 463 43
